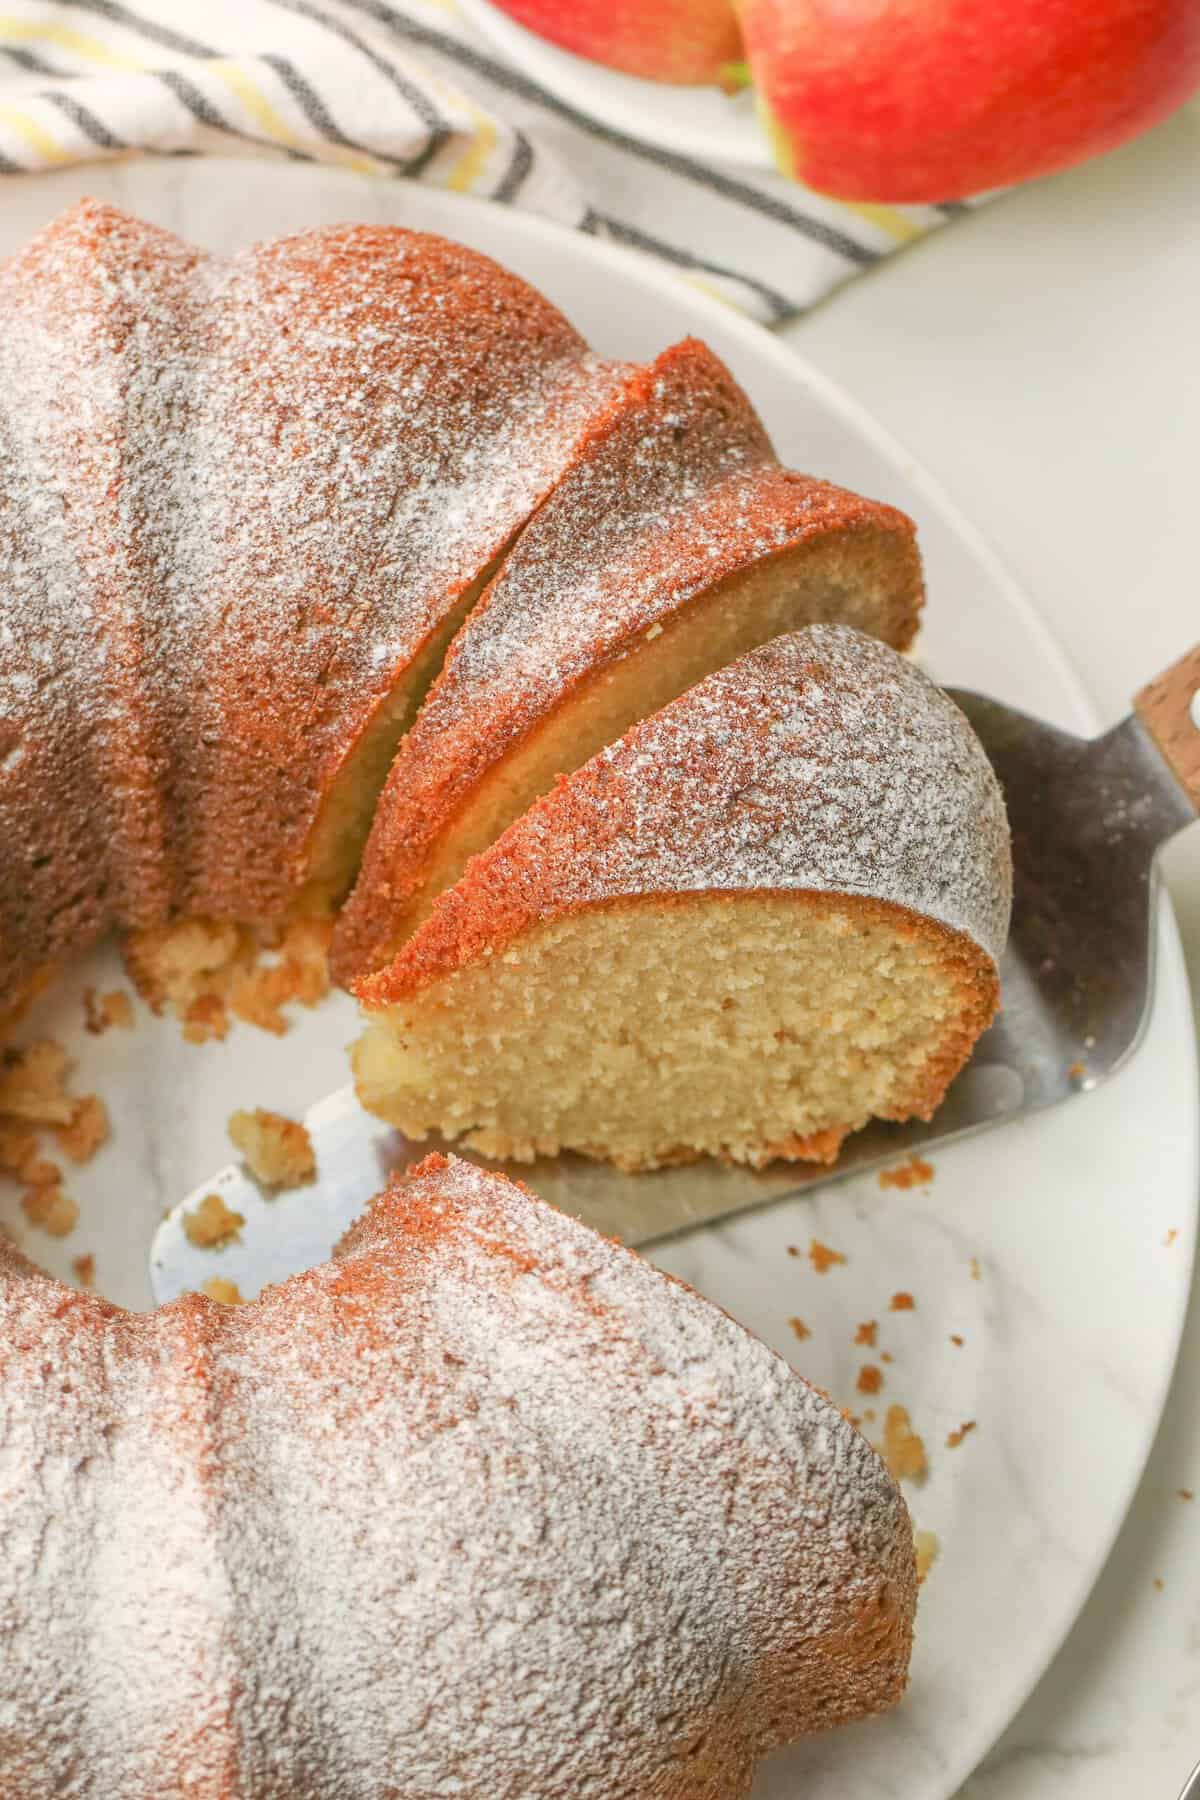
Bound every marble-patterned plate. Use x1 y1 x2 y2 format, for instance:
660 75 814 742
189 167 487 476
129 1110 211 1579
1 161 1195 1800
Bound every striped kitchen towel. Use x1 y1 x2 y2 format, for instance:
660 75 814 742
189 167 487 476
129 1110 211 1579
0 0 978 322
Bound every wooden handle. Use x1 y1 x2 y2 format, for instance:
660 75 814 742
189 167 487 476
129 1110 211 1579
1135 643 1200 812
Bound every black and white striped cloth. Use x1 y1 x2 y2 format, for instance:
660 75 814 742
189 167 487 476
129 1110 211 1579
0 0 979 321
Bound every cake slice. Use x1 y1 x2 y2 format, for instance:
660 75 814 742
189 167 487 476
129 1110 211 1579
330 338 923 982
353 626 1011 1172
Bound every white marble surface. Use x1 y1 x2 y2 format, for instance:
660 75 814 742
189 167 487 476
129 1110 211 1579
783 99 1200 1800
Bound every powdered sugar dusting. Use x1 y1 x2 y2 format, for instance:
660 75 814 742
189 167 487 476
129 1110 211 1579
572 626 1012 960
333 340 919 978
0 1259 240 1796
0 1155 915 1796
0 200 625 1010
562 627 1010 959
366 625 1011 1008
444 341 774 703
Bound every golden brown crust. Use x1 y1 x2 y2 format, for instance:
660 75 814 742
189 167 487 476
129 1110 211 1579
356 628 1008 1014
353 629 1006 1175
0 201 622 1020
332 338 922 983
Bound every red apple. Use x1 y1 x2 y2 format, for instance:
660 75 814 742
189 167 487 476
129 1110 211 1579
488 0 743 85
739 0 1200 200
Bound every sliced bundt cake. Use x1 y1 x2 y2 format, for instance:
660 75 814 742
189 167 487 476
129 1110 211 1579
354 626 1011 1171
331 337 922 981
0 1152 916 1798
0 200 626 1026
1 203 929 1031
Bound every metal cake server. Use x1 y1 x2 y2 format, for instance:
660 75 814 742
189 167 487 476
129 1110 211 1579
150 643 1200 1305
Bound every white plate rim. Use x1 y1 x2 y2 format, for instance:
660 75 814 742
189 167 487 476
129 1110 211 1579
3 158 1195 1798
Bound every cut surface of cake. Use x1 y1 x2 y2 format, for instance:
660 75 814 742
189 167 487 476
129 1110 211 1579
0 1152 916 1798
0 200 626 1025
354 626 1011 1171
331 336 923 981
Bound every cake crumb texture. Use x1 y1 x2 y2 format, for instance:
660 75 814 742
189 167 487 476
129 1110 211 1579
354 628 1009 1173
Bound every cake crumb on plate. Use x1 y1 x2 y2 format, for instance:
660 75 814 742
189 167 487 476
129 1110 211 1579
127 916 332 1045
883 1405 927 1483
202 1276 246 1305
55 1094 109 1164
914 1530 939 1582
21 1186 79 1238
84 988 134 1034
183 1192 244 1250
808 1238 846 1274
879 1155 934 1191
18 1151 61 1188
229 1107 316 1189
0 1041 75 1125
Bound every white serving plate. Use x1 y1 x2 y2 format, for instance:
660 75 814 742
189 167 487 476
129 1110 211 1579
457 0 771 167
1 160 1195 1800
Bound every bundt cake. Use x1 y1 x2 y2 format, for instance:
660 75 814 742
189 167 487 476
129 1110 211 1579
0 199 628 1027
353 626 1011 1171
0 207 989 1778
0 1152 917 1797
331 336 922 981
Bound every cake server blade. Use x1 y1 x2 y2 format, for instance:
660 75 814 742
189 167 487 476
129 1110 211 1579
150 645 1199 1306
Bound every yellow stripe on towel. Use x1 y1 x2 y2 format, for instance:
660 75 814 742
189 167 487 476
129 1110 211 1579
211 58 385 175
445 103 495 192
0 103 71 162
843 202 924 244
0 17 141 70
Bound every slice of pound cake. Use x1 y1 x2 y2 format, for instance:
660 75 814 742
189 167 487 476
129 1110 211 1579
353 625 1011 1172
